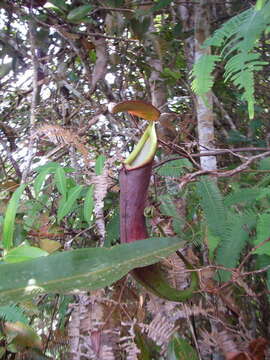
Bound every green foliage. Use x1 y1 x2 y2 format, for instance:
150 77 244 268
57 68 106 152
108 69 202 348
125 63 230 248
67 4 92 23
105 208 120 247
55 167 67 199
57 185 83 222
167 335 198 360
216 210 257 281
2 184 26 250
156 158 192 177
254 212 270 255
192 1 270 118
191 55 220 96
197 179 259 281
83 185 94 225
0 305 28 324
48 0 69 12
159 194 185 235
196 178 228 241
3 245 48 264
95 154 106 175
0 237 183 305
224 187 269 206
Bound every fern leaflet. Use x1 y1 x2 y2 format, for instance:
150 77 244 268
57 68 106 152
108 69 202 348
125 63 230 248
224 187 268 207
191 55 220 96
0 304 28 323
156 158 192 177
254 212 270 255
196 177 228 242
192 1 270 118
216 210 257 281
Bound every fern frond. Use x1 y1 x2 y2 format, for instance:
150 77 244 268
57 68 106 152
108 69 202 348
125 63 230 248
254 212 270 255
144 313 175 347
191 55 220 96
204 9 252 48
196 177 228 242
156 158 192 177
159 194 185 235
224 52 266 118
216 210 257 281
173 303 213 320
0 304 28 324
224 187 268 207
192 2 270 118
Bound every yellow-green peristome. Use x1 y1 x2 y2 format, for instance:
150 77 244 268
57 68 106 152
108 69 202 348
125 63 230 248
111 100 160 169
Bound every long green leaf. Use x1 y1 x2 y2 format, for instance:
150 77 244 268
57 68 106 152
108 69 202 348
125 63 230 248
83 185 94 225
57 185 83 222
34 167 54 198
2 184 26 250
95 154 106 175
0 237 183 305
55 167 67 198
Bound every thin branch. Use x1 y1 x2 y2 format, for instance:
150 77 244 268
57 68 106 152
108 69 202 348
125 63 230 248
238 237 270 272
179 151 270 188
154 146 270 169
213 93 237 131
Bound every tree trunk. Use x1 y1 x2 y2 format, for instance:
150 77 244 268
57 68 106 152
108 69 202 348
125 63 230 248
194 0 217 170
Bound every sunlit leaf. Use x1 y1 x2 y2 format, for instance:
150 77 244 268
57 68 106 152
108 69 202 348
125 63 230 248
3 245 48 263
0 237 183 305
111 100 160 122
2 184 26 250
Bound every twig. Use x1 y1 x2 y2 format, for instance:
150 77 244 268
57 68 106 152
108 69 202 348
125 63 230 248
155 145 270 169
213 93 237 131
43 294 60 355
179 151 270 188
238 237 270 272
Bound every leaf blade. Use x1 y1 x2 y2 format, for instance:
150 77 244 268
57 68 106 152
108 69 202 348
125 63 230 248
2 184 26 250
0 237 183 305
